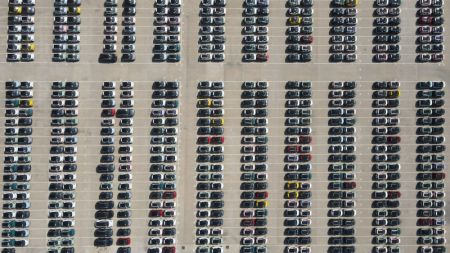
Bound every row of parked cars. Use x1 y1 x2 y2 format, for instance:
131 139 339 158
329 0 357 62
152 0 182 62
148 81 179 253
7 0 35 62
239 81 269 253
285 0 313 62
242 0 270 62
327 81 358 253
93 81 135 252
416 0 444 62
372 0 401 62
198 0 226 62
194 81 224 253
1 81 34 252
52 0 81 62
47 81 81 253
99 0 137 63
371 81 402 253
415 81 446 253
283 81 312 253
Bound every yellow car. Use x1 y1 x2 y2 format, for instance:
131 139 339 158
19 100 33 108
255 200 268 208
68 7 81 15
197 99 211 108
9 6 22 15
21 44 35 52
285 191 298 199
288 16 302 25
286 182 299 190
346 0 359 7
388 90 400 98
211 118 224 126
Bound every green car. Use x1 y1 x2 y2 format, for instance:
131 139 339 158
1 230 15 237
18 109 33 117
167 44 180 53
65 118 78 126
5 100 19 108
61 229 75 237
4 183 18 190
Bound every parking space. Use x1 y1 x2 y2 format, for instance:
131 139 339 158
0 0 449 253
370 81 402 253
152 0 182 63
148 81 179 253
414 81 446 253
193 81 225 253
52 0 82 62
198 1 226 62
0 80 449 253
2 81 34 250
415 0 444 62
6 1 36 62
2 0 449 64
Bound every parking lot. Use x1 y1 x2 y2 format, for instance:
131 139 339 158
0 0 450 253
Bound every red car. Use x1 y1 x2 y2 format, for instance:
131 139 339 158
149 210 163 217
285 146 298 153
343 182 356 189
254 191 268 199
417 218 432 226
101 109 116 117
301 35 313 44
211 136 224 144
431 54 443 62
386 136 401 144
116 238 130 246
241 219 255 226
162 246 176 253
419 16 432 25
432 173 445 180
387 191 401 199
256 53 268 62
299 136 312 144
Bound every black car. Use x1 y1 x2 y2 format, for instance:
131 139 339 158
100 155 114 163
117 228 131 236
95 201 114 210
116 109 135 118
99 53 117 63
117 211 131 218
16 211 30 219
96 164 114 173
123 7 136 16
117 219 131 227
117 247 131 253
100 146 115 154
65 82 79 90
94 238 113 247
123 0 136 6
95 210 114 219
121 53 135 62
328 246 355 253
94 228 113 237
